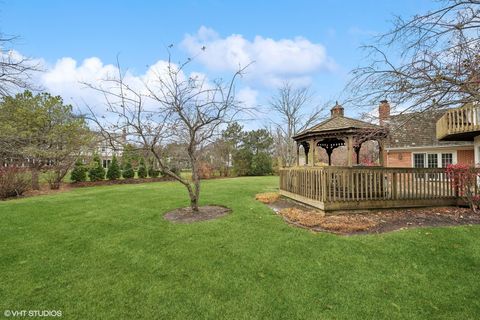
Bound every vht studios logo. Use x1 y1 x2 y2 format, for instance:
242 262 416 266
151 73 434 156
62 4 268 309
4 310 62 317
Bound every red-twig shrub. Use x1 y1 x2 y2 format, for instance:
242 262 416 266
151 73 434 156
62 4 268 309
0 167 31 199
445 164 480 213
360 159 376 166
198 162 214 179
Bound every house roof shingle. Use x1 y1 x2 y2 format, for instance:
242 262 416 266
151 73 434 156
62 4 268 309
387 110 472 149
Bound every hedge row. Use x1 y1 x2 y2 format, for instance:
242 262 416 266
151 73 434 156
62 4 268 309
71 155 178 183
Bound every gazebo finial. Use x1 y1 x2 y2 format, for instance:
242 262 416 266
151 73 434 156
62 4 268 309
330 101 344 118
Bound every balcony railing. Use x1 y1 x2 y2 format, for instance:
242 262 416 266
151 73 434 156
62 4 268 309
436 104 480 140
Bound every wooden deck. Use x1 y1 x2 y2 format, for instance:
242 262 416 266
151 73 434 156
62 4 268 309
436 104 480 141
279 167 460 212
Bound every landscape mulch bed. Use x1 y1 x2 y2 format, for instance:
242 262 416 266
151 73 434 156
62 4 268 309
21 183 73 198
260 194 480 235
4 177 175 201
70 176 174 188
164 205 231 223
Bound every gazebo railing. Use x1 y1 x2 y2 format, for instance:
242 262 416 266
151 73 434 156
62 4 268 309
279 166 458 211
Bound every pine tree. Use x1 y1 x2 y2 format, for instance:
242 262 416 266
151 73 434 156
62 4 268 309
122 160 135 179
137 158 148 178
106 155 121 180
88 154 105 181
71 159 87 182
148 165 160 178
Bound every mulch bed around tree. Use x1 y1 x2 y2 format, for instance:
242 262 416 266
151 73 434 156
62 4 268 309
261 195 480 235
164 205 232 223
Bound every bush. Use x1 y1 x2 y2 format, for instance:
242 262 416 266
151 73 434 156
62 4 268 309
148 166 160 178
88 155 105 182
232 149 273 176
137 158 148 178
46 168 69 190
198 162 214 179
106 155 121 180
233 148 253 176
171 166 181 176
445 164 480 213
71 159 87 182
0 167 31 199
122 161 135 179
162 166 180 177
250 152 273 176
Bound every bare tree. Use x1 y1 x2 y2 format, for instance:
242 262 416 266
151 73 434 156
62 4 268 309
347 0 480 115
0 36 40 96
269 82 327 167
86 57 248 212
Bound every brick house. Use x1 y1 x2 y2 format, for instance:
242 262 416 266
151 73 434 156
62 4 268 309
379 101 475 168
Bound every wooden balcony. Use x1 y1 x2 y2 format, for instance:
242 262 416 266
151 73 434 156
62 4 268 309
279 167 460 213
436 104 480 141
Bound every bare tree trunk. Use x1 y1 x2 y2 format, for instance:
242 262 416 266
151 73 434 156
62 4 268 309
185 182 199 212
189 152 201 212
190 187 199 212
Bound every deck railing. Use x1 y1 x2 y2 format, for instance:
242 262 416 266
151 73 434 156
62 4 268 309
436 104 480 140
279 166 459 211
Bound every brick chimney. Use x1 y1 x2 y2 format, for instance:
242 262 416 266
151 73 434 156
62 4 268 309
379 100 390 125
331 101 344 118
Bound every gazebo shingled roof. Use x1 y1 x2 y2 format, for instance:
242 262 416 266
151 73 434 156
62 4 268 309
293 102 389 166
293 115 380 140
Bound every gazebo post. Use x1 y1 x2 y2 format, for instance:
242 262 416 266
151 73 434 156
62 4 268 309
354 144 362 165
379 139 386 166
326 147 333 166
347 135 353 167
296 142 300 166
309 139 316 167
302 141 310 166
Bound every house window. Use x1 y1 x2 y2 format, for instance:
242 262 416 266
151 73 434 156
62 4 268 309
413 154 425 168
427 154 438 168
441 153 453 168
414 152 455 168
102 159 108 168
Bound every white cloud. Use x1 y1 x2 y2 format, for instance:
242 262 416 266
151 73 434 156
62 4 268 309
37 54 258 120
181 26 336 87
40 57 120 113
236 86 258 108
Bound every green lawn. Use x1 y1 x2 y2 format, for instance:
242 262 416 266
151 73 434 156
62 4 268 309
1 177 479 319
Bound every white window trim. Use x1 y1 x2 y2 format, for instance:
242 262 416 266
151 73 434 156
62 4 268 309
411 151 457 168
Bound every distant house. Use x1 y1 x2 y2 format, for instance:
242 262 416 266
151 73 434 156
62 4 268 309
92 132 125 168
379 101 475 168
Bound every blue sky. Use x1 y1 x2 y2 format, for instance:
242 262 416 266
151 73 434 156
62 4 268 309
1 0 437 122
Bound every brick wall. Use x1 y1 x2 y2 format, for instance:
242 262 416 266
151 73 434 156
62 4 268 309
386 151 412 167
387 149 475 167
457 149 475 165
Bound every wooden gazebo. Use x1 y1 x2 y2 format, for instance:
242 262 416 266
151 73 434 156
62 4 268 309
281 102 458 212
293 103 388 166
